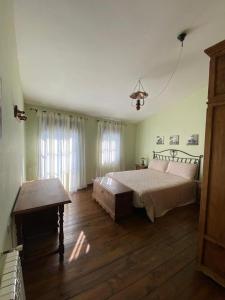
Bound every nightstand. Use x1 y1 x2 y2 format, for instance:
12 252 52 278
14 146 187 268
135 164 148 170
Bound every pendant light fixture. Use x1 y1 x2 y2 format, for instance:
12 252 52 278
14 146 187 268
130 79 148 110
130 31 187 111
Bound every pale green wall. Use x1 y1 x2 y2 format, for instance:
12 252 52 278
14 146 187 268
26 88 206 184
136 88 207 176
0 0 24 252
25 104 137 183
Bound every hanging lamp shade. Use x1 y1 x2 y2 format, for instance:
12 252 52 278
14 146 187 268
130 79 148 110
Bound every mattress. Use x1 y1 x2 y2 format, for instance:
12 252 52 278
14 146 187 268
107 168 196 222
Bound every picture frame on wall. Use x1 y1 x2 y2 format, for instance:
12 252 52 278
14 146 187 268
187 134 199 145
169 135 179 145
156 136 164 145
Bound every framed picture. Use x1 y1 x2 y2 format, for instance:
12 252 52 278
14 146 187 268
187 134 199 145
156 136 164 145
0 78 2 139
169 135 179 145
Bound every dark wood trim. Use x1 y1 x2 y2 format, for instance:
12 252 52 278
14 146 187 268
198 39 225 287
58 205 64 262
204 235 225 250
198 265 225 289
207 100 225 106
205 39 225 57
208 57 216 99
198 106 213 264
13 201 71 216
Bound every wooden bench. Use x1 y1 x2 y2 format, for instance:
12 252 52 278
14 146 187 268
92 177 133 221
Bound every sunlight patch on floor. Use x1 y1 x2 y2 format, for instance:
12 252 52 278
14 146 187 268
69 230 90 262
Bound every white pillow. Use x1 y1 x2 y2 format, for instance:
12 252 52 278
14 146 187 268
166 161 197 180
148 159 169 172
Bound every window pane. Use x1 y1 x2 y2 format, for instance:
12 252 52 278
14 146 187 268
101 132 120 165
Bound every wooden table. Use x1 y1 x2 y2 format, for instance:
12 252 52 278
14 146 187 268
12 178 71 262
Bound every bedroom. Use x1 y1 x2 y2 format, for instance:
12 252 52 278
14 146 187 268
0 0 225 299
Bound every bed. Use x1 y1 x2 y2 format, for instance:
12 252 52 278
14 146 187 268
107 149 203 222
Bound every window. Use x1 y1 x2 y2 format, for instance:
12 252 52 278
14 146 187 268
101 132 120 165
37 111 86 192
96 120 124 176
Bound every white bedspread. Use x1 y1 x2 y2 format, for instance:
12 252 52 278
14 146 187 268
107 169 196 222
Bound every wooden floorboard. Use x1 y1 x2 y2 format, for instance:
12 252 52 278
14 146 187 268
23 187 225 300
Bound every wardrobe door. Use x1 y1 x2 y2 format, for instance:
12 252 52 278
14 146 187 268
198 39 225 287
208 53 225 102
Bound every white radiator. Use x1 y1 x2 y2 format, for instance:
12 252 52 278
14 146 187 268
0 250 26 300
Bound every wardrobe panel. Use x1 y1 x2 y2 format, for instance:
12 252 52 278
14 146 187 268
198 39 225 287
215 55 225 96
206 105 225 243
203 240 225 278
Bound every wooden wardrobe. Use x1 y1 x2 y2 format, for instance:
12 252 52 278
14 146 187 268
198 39 225 287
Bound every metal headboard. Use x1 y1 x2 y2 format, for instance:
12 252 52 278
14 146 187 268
153 149 203 180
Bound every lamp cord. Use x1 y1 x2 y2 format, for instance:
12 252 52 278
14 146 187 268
131 41 184 102
150 45 183 100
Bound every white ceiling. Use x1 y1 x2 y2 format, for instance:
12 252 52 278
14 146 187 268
14 0 225 122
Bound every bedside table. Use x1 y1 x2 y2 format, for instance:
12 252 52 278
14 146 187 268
135 164 148 170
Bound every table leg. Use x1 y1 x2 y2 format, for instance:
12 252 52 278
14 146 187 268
58 205 64 262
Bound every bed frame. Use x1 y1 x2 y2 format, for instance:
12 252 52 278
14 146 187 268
153 149 203 180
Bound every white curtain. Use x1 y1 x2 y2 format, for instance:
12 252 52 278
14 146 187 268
96 120 124 177
37 111 86 192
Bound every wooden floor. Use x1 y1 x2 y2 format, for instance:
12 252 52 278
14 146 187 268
23 187 225 300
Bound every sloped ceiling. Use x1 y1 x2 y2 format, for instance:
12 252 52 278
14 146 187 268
14 0 225 121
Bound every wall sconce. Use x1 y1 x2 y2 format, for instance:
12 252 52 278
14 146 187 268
14 105 27 121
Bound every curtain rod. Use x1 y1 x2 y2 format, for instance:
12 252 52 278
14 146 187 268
28 107 88 120
97 119 122 123
28 108 128 124
97 119 127 126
